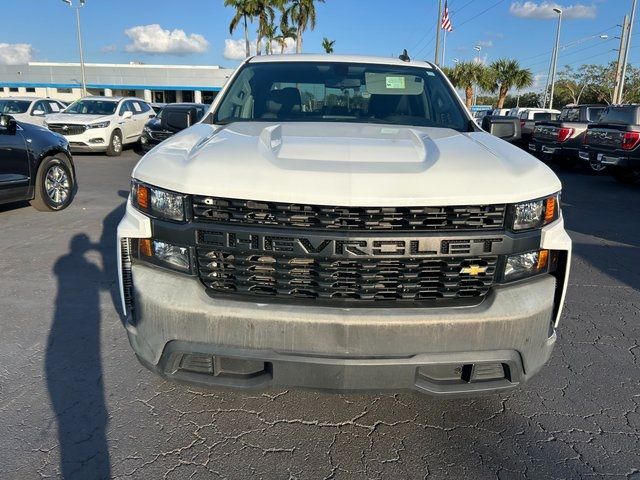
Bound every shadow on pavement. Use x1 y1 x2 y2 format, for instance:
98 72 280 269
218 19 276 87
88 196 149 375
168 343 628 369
45 192 128 478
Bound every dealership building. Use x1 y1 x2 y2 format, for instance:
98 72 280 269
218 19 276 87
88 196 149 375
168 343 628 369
0 61 234 104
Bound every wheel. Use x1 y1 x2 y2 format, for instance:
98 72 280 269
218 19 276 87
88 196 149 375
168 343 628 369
30 156 74 211
610 167 640 185
587 156 607 175
106 130 123 156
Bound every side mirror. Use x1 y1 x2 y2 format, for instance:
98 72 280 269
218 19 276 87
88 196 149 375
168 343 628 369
0 114 17 135
122 111 133 120
161 105 199 132
482 115 522 143
32 109 46 117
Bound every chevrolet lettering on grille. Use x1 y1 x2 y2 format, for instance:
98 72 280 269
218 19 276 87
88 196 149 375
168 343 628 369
198 230 505 258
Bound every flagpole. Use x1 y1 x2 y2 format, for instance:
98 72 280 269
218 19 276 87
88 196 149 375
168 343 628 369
435 0 442 64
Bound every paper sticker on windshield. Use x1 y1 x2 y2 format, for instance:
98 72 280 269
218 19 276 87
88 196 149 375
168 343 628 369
133 102 142 112
385 76 406 89
49 103 60 112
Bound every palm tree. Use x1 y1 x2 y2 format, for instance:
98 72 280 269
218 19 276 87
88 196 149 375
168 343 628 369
444 61 492 108
263 24 278 55
274 23 297 54
253 0 277 55
322 37 335 54
487 59 533 108
282 0 325 53
224 0 255 58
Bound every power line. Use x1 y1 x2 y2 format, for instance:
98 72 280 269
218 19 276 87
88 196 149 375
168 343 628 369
454 0 507 30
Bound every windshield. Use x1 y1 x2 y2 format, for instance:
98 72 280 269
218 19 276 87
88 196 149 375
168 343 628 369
214 61 469 131
65 100 118 115
0 100 31 114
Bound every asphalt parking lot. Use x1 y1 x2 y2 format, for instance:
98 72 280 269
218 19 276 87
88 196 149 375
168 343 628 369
1 150 639 479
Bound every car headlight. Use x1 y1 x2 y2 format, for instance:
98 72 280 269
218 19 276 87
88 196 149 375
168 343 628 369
88 121 110 129
509 193 559 231
131 179 187 221
503 249 561 282
132 238 192 273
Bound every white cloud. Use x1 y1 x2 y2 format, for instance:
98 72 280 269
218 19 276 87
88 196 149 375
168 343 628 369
101 43 117 53
477 40 494 48
510 2 596 19
0 43 33 65
223 38 295 60
124 24 209 55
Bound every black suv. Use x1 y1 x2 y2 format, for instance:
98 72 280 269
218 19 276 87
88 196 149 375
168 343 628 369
140 103 207 152
580 105 640 184
0 114 76 211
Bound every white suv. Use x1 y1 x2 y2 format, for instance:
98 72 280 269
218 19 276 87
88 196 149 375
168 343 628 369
0 97 67 126
44 96 154 156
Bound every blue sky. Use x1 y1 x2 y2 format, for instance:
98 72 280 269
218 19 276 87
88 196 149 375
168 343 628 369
1 0 638 90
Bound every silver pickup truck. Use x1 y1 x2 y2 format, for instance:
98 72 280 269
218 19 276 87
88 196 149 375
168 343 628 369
529 105 605 172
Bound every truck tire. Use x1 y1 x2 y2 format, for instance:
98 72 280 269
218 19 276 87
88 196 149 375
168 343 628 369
106 130 123 157
587 157 607 174
30 155 75 212
610 167 640 185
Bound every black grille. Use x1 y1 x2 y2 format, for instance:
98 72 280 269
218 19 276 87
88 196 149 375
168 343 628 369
192 196 506 232
197 247 497 303
48 124 87 136
149 130 173 141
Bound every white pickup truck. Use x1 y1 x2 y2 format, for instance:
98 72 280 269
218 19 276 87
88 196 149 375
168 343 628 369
117 54 572 396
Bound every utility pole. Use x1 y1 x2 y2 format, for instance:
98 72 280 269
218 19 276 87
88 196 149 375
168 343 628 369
434 0 442 65
548 8 563 110
613 15 630 104
543 46 555 107
618 0 637 104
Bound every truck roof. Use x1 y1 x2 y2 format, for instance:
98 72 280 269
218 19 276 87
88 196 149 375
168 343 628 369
247 53 435 69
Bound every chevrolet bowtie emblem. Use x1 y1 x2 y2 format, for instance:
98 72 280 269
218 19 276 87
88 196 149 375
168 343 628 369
460 264 488 275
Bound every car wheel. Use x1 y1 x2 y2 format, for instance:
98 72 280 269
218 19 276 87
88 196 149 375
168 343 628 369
30 156 74 212
587 156 607 174
610 167 640 185
106 130 123 157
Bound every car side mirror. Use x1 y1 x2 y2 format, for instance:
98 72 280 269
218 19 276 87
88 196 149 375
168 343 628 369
32 109 46 116
160 105 199 132
481 115 522 143
122 111 133 120
0 114 17 135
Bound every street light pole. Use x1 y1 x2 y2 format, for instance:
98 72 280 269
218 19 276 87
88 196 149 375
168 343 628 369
618 0 638 104
548 7 563 110
613 15 630 104
473 45 481 107
63 0 87 97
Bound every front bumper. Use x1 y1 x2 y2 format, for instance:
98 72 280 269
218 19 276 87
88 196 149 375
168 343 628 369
117 204 571 395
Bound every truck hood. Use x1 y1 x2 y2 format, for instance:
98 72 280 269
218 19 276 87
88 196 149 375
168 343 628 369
45 113 111 125
133 122 562 206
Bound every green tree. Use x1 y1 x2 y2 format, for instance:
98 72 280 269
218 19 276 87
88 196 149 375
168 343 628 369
486 59 533 108
224 0 255 58
253 1 277 55
322 37 335 54
282 0 325 53
274 23 297 54
444 61 492 108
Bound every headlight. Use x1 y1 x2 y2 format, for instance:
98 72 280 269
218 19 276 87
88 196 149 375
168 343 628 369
509 193 559 231
88 121 110 129
503 249 559 282
132 238 192 273
131 179 187 221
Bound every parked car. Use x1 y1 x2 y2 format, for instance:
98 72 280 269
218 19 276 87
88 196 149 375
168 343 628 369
0 114 75 211
44 96 154 156
580 105 640 184
530 104 605 173
491 108 510 116
0 97 67 126
140 103 207 152
117 54 571 397
150 102 167 115
519 109 561 146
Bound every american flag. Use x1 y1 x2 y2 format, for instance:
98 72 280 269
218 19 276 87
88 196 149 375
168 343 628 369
441 1 453 32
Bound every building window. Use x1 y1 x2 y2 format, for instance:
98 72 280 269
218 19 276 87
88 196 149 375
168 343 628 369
9 87 19 92
201 91 218 105
57 88 72 94
25 87 36 93
182 90 194 103
126 90 136 97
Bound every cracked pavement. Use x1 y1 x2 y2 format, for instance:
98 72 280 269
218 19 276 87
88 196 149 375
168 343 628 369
0 151 639 479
